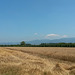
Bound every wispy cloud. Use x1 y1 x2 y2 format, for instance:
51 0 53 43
34 33 38 35
46 34 60 38
45 34 68 39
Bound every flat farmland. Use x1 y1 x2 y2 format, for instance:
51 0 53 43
0 47 75 75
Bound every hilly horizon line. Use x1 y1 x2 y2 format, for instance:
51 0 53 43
0 37 75 45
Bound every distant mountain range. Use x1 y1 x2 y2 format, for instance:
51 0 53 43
27 38 75 45
0 38 75 45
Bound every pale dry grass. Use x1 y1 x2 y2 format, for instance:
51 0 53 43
9 47 75 62
0 47 75 75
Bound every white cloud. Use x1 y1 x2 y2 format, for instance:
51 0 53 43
45 34 68 39
34 33 38 35
46 34 60 37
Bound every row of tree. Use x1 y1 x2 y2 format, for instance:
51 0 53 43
39 43 75 47
0 41 75 47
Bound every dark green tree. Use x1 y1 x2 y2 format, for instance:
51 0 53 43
20 41 26 46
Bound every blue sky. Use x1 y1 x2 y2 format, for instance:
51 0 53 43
0 0 75 42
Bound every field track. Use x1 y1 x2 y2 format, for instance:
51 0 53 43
0 47 75 75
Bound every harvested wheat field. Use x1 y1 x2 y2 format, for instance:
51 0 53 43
0 47 75 75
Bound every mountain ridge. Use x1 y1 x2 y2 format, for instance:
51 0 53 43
27 38 75 45
0 38 75 45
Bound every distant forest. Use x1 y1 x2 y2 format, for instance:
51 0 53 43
0 41 75 47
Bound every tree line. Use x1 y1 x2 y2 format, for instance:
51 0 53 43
0 41 75 47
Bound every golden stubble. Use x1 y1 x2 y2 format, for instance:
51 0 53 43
0 47 75 75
